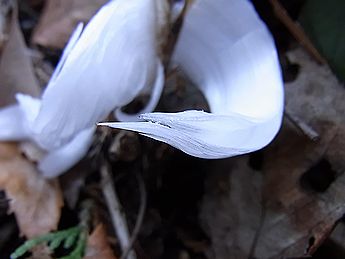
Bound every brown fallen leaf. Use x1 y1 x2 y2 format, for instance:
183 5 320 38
200 48 345 259
0 142 63 238
0 0 11 50
254 48 345 258
200 158 263 259
0 4 40 107
27 244 53 259
84 224 117 259
32 0 108 49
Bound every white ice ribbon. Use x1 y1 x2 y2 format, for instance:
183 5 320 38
0 0 166 177
0 0 284 176
33 0 165 150
100 0 284 158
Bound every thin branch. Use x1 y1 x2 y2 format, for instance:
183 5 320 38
285 109 319 141
268 0 326 64
100 162 137 259
120 172 147 259
163 0 191 69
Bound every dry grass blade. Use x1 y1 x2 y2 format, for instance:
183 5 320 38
100 162 136 259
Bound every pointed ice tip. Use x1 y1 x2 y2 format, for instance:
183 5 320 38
33 0 165 148
96 0 284 160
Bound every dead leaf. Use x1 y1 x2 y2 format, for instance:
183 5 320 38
200 48 345 259
0 142 63 238
32 0 108 49
325 221 345 257
84 224 117 259
27 244 53 259
200 158 263 259
0 5 40 107
0 0 11 50
254 48 345 258
0 3 60 240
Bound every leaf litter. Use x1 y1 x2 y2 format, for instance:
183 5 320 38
32 0 108 49
84 224 117 259
0 0 345 259
0 142 63 238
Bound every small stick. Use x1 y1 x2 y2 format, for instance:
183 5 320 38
268 0 326 64
101 162 137 259
120 172 147 259
285 109 319 141
163 0 191 69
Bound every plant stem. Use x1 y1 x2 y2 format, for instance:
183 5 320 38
100 162 136 259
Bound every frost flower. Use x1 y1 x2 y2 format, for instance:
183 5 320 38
0 0 284 177
0 0 167 177
100 0 284 158
33 0 166 149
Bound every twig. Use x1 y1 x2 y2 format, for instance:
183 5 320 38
79 200 93 230
285 109 319 141
163 0 191 69
248 200 266 259
120 172 147 259
268 0 326 64
100 162 137 259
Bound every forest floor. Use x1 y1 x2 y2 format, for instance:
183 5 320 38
0 0 344 258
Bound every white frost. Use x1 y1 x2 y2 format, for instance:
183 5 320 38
101 0 284 158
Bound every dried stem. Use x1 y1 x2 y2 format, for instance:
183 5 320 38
285 109 319 141
268 0 326 64
163 0 191 69
100 162 136 259
120 172 147 259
